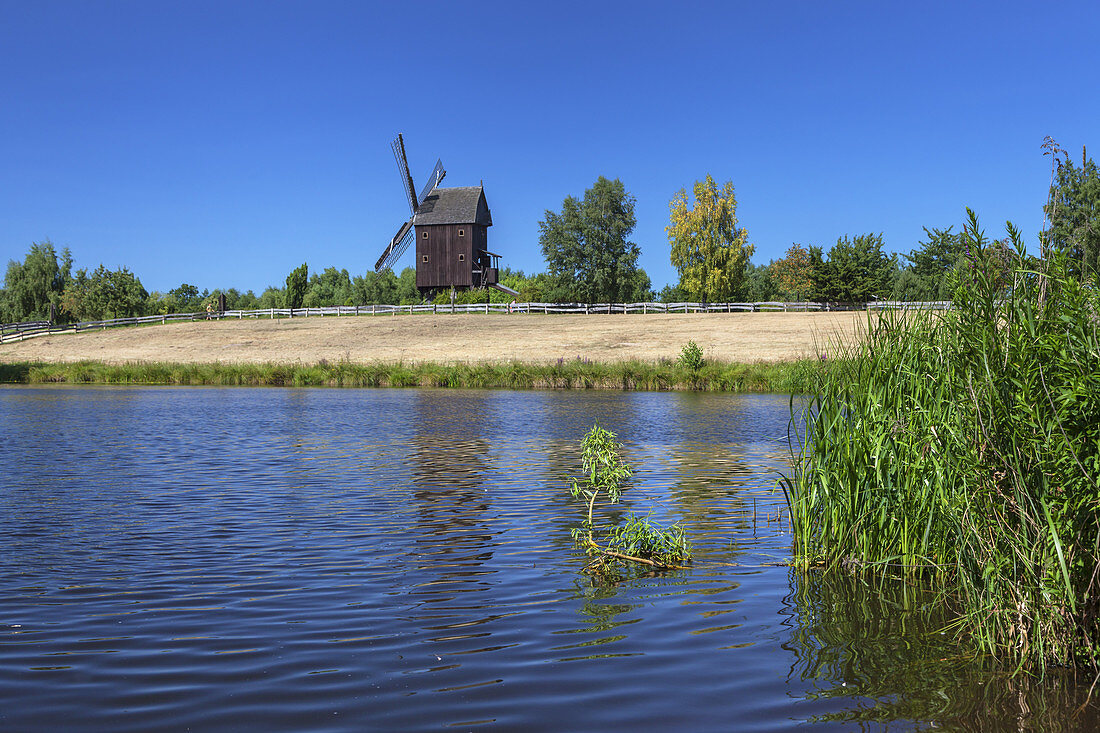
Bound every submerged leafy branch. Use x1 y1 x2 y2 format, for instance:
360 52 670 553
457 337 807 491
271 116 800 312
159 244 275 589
570 424 692 576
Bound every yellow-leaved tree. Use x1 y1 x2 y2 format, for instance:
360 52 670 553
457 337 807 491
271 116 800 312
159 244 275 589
667 175 754 302
771 244 814 300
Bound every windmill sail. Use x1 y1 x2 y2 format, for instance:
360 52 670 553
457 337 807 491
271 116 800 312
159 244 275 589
391 134 417 215
375 217 414 272
418 159 446 204
375 136 448 273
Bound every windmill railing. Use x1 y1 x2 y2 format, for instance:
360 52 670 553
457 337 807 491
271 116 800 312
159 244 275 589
0 300 953 345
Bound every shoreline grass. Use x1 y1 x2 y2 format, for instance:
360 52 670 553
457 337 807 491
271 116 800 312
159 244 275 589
0 356 826 393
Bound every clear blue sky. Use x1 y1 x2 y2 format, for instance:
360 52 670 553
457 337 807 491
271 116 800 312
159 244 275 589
3 1 1098 294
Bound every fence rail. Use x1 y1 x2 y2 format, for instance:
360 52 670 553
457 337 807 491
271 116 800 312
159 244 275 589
0 300 953 345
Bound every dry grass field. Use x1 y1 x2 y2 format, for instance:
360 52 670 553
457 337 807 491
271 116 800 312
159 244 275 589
0 311 867 365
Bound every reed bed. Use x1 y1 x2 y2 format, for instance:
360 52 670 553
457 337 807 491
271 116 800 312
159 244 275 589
0 356 824 394
786 211 1100 671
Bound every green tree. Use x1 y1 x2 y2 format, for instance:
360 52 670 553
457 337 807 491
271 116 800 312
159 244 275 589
234 289 260 310
500 267 535 301
347 267 417 304
744 263 779 302
395 266 419 304
1 241 71 322
168 283 202 311
304 266 353 307
284 263 308 309
894 226 965 301
667 175 754 302
629 268 653 302
61 265 147 321
812 234 897 303
1045 147 1100 279
518 271 556 302
258 286 284 309
539 176 642 303
202 287 257 311
806 245 832 301
352 270 396 305
771 244 814 300
656 283 687 303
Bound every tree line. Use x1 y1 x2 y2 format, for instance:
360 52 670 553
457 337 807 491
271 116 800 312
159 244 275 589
3 146 1097 323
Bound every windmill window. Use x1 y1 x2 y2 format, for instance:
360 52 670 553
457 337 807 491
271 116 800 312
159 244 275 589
422 231 428 239
458 253 465 262
458 229 465 237
422 254 429 263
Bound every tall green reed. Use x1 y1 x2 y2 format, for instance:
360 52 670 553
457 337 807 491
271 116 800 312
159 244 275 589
786 209 1100 670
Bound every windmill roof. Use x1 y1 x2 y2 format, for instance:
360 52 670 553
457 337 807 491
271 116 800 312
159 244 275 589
414 186 491 226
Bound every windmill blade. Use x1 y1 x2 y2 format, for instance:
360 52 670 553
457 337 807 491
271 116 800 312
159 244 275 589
391 134 418 215
375 217 415 272
417 158 446 205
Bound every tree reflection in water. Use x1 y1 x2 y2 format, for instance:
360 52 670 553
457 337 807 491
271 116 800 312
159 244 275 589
408 392 496 569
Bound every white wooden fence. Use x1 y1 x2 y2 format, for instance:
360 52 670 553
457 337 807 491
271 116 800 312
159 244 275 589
0 300 952 345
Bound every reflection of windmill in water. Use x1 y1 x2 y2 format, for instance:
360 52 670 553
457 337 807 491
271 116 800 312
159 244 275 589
408 394 496 566
375 134 519 299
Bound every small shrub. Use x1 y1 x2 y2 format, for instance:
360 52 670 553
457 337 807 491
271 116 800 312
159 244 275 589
679 340 705 371
569 424 692 574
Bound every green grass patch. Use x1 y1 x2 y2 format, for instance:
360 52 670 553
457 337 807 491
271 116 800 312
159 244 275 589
0 356 825 393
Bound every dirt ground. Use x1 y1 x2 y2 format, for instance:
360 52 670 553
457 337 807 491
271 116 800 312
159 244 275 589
0 312 867 365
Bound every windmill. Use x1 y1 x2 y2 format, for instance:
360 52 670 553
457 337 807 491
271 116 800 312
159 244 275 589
374 134 517 298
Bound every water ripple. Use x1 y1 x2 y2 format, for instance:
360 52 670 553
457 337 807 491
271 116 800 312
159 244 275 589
3 387 1097 731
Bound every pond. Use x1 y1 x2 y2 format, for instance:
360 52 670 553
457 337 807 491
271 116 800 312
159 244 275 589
2 386 1097 731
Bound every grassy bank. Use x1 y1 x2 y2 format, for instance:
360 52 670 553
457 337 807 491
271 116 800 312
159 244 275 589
786 212 1100 671
0 356 826 393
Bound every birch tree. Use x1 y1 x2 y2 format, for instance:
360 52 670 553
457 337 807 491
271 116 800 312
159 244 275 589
667 175 754 301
